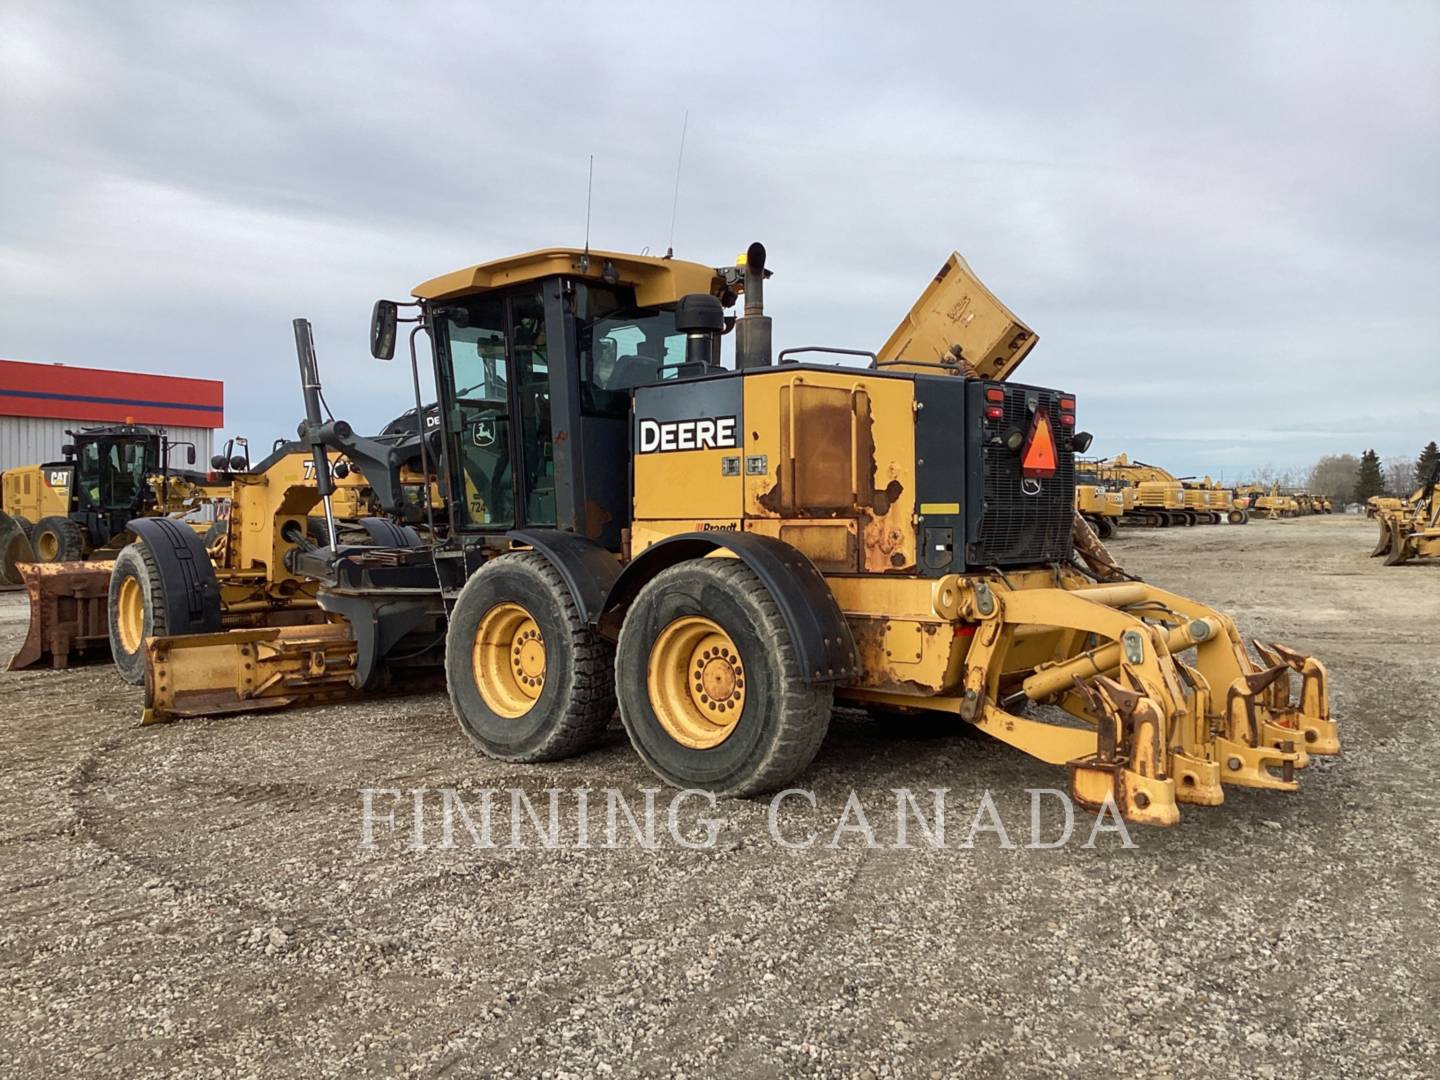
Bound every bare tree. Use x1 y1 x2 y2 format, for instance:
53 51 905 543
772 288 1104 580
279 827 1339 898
1307 454 1361 503
1384 456 1416 496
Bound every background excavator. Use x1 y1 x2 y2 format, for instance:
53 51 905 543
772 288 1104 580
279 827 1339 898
134 244 1337 828
1088 455 1196 526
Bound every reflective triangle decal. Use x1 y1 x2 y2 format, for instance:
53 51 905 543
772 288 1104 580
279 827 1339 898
1020 410 1059 479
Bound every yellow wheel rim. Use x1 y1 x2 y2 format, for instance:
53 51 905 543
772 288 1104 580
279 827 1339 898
647 615 746 750
473 602 546 718
37 531 58 561
117 575 145 654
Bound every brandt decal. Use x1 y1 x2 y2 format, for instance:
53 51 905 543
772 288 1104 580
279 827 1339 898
637 415 739 454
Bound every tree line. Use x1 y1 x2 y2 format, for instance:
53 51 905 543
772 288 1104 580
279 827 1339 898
1279 440 1440 506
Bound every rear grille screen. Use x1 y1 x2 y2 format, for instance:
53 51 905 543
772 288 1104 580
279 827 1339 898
970 385 1075 566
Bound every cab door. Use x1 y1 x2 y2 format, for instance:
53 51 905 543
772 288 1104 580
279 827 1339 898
439 287 556 530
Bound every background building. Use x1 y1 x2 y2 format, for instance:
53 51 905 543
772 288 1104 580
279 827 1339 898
0 359 223 474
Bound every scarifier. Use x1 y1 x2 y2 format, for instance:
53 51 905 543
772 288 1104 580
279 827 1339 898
136 244 1339 826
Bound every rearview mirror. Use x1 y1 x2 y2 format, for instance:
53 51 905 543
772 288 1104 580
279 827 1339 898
371 299 398 361
187 446 196 465
61 444 75 457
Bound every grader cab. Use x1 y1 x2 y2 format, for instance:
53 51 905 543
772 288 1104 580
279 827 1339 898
140 243 1339 826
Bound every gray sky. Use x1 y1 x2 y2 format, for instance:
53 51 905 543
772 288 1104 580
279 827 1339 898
3 1 1437 479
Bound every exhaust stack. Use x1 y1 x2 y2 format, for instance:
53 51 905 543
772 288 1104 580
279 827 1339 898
734 241 772 369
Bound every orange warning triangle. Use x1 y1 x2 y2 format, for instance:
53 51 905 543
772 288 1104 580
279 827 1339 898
1020 410 1059 479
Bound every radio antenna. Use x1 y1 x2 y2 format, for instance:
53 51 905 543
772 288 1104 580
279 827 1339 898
665 110 688 259
581 154 594 272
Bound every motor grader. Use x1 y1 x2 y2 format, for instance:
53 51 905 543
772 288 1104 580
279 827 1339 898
137 243 1338 827
1371 460 1440 565
1244 484 1300 520
7 426 433 674
1185 477 1247 524
0 423 206 585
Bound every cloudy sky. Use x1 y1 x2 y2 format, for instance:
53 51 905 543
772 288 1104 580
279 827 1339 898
3 1 1436 479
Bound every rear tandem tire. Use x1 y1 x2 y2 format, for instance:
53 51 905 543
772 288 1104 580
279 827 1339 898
445 551 615 762
615 558 834 798
107 542 170 686
32 516 88 563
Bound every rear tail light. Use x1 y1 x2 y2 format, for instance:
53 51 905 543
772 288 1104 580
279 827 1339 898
984 405 1004 420
985 387 1005 402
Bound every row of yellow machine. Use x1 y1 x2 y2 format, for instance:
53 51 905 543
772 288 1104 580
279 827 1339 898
0 244 1342 827
1073 458 1334 540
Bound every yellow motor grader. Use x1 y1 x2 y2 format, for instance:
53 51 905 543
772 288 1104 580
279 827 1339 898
7 423 435 673
1185 477 1247 524
136 244 1338 827
1240 484 1299 520
1371 462 1440 565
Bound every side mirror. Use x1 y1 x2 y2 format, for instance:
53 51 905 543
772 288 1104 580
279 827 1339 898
186 446 196 465
370 300 398 361
61 444 75 457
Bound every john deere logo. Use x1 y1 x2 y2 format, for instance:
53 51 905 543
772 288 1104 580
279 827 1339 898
637 416 739 454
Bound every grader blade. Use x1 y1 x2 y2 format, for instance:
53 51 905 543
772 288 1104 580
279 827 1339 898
7 562 113 671
141 621 444 724
142 623 361 723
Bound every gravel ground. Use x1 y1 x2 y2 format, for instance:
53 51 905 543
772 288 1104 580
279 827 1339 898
1 514 1436 1079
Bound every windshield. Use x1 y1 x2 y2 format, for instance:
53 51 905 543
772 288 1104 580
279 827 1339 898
77 437 155 509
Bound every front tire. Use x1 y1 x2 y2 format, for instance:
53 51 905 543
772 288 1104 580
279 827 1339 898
616 558 833 798
108 542 169 685
446 552 614 762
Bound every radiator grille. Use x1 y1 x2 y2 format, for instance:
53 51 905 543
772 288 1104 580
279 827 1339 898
972 387 1075 565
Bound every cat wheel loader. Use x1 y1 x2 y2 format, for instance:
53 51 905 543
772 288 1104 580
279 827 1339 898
0 424 208 585
1371 461 1440 565
136 244 1338 827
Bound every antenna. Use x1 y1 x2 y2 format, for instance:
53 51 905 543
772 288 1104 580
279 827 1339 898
581 155 594 272
665 110 689 259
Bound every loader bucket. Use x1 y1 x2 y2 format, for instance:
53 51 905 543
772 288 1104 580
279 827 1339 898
7 562 114 671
